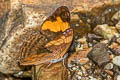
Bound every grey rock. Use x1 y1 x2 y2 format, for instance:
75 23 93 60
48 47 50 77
104 63 113 70
117 75 120 80
93 24 119 40
112 56 120 66
87 43 110 67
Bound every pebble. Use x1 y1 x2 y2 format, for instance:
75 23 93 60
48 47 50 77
100 40 109 44
112 56 120 66
109 54 115 60
93 24 119 40
81 66 87 75
109 42 120 55
116 37 120 44
75 42 82 51
117 75 120 80
87 33 103 43
79 58 89 65
72 67 78 71
89 76 97 80
71 14 80 22
77 37 87 44
77 76 82 80
77 71 82 76
116 21 120 32
87 43 110 67
112 10 120 21
104 63 113 70
104 70 113 76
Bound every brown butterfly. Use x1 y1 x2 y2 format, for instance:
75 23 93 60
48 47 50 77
19 6 73 66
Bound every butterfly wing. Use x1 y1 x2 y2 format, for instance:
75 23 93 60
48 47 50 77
45 28 73 59
20 28 73 66
20 6 72 66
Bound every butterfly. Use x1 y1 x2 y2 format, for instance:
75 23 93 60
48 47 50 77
19 6 73 66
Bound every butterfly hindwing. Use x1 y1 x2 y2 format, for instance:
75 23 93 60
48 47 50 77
20 28 73 65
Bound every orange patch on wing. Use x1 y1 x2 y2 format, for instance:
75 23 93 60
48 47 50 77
42 17 70 32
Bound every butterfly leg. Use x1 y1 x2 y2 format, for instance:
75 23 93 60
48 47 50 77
62 53 69 66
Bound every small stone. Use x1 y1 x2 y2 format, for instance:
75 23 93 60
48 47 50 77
84 63 91 70
87 43 110 67
71 14 80 22
87 19 91 23
81 66 86 74
75 42 82 51
75 24 79 27
113 65 120 74
88 43 92 47
93 24 119 40
116 37 120 44
116 21 120 32
109 42 120 55
77 37 86 44
104 63 113 70
67 64 72 68
77 76 82 80
109 54 115 60
106 75 112 80
77 71 82 76
83 43 89 49
104 70 113 76
87 33 103 43
112 56 120 66
89 76 97 80
117 75 120 80
72 67 77 71
112 10 120 21
79 58 89 65
100 40 109 44
109 42 118 49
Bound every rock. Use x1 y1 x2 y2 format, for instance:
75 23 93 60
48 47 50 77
72 67 78 71
117 75 120 80
79 58 89 65
71 14 80 23
93 24 119 40
75 42 82 51
116 21 120 32
116 37 120 44
112 10 120 21
77 37 87 44
81 66 87 75
76 37 88 49
104 63 113 70
113 65 120 74
88 76 97 80
87 43 110 67
100 40 109 44
77 76 82 80
112 56 120 66
104 70 113 76
77 71 82 76
109 54 115 60
86 33 103 43
109 42 120 59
